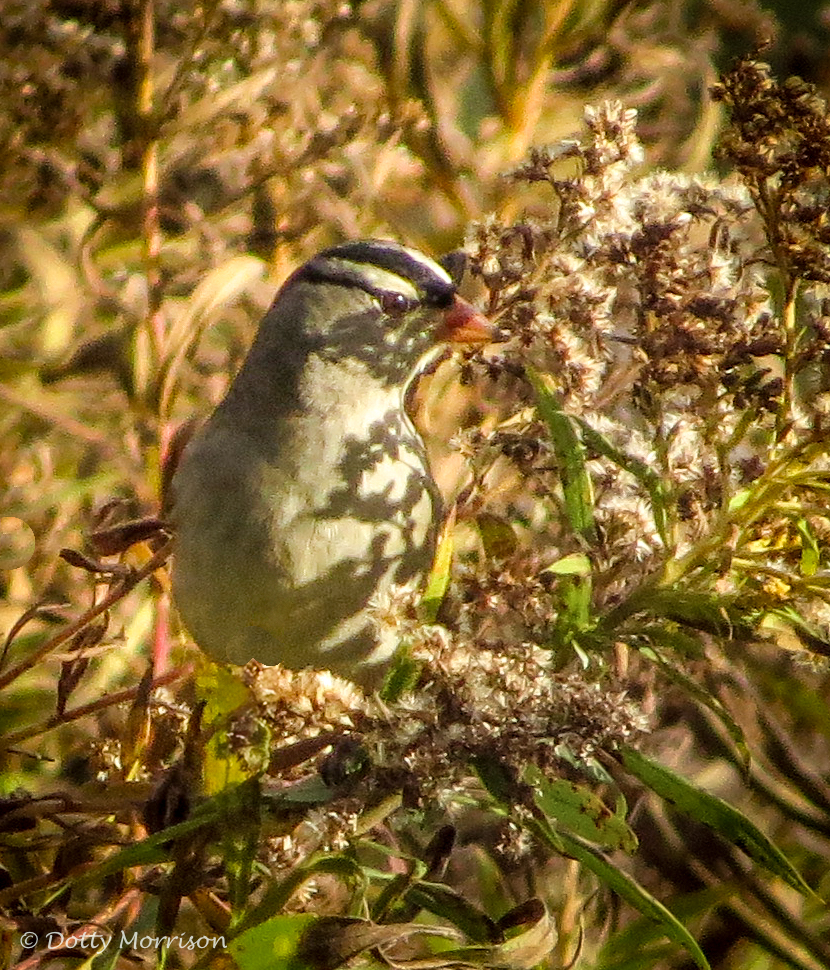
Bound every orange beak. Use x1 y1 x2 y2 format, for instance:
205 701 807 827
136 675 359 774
435 294 494 345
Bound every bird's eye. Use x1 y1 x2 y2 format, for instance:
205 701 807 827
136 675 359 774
380 292 414 316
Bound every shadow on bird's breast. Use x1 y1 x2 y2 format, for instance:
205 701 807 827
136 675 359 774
316 410 438 536
249 535 429 676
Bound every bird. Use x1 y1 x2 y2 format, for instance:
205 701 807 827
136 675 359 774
169 240 493 687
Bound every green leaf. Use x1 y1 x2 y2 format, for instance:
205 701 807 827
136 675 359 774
628 622 705 659
473 756 568 855
574 415 670 547
632 637 750 771
75 940 122 970
70 780 277 896
71 813 214 888
544 552 592 576
370 870 419 923
436 904 559 969
229 913 317 970
404 882 499 943
197 662 253 724
795 516 820 577
526 765 638 852
597 891 724 970
554 742 616 784
552 574 592 640
240 856 368 933
379 644 421 703
728 488 751 512
204 715 271 794
620 746 820 901
476 511 519 560
222 780 262 928
527 368 597 543
542 827 711 970
230 915 459 970
472 754 522 806
604 587 752 639
490 902 558 970
196 663 268 794
420 506 456 623
762 606 830 659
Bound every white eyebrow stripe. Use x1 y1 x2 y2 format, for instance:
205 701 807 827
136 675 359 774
320 258 421 300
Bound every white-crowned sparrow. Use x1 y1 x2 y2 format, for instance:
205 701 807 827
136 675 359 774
170 240 492 686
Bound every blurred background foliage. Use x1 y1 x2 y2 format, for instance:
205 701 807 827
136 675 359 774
4 1 830 968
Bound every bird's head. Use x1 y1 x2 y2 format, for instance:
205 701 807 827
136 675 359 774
282 240 494 375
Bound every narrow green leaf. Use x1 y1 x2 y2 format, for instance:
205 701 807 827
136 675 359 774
598 884 734 970
241 855 368 932
554 742 616 784
544 828 711 970
728 488 751 512
604 587 752 639
476 511 519 561
473 754 523 806
371 871 416 923
231 915 459 970
405 882 499 943
223 780 262 927
796 516 820 577
420 506 456 623
627 622 705 658
71 813 214 888
75 940 122 970
379 644 421 703
545 552 592 576
574 415 670 546
632 637 750 771
526 765 638 852
549 571 595 667
620 746 820 901
438 905 559 970
527 368 597 543
229 913 316 970
554 574 592 631
763 606 830 659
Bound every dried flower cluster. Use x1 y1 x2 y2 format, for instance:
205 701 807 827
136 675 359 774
453 93 830 652
472 102 777 418
713 55 830 285
248 663 364 746
241 623 646 854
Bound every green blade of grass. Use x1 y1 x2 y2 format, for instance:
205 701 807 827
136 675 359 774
527 368 597 544
538 825 711 970
620 746 820 901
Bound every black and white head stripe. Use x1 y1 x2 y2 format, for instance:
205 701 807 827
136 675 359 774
295 240 456 309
